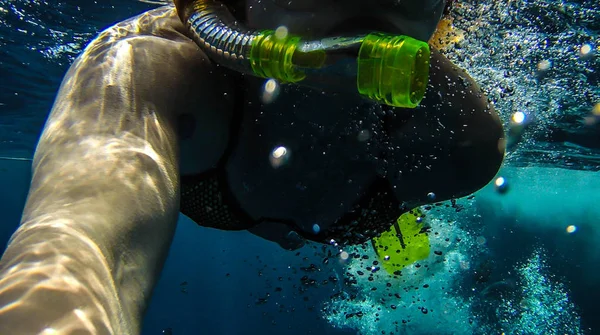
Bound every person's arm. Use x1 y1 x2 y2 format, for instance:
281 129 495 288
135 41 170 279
0 7 227 334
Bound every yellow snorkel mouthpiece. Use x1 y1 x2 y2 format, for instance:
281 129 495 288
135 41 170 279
357 33 430 108
175 0 430 108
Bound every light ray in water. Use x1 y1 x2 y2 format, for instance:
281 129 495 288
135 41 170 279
0 156 33 161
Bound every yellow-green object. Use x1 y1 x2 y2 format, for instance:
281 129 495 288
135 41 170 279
181 0 430 107
249 30 326 83
372 208 431 275
357 33 430 108
248 31 429 108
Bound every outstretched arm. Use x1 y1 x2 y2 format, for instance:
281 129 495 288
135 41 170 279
0 7 224 334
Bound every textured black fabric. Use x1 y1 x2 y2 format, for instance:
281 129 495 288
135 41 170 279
180 170 255 230
180 171 401 245
305 177 401 245
178 73 402 245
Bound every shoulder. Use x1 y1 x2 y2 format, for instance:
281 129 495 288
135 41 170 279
78 5 238 174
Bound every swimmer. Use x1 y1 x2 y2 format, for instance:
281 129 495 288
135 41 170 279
0 0 504 333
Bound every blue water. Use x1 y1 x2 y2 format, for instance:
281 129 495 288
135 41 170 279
1 0 599 334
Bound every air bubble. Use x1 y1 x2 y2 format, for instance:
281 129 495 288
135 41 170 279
537 59 551 71
340 251 349 260
261 78 280 104
507 111 532 150
269 145 290 168
584 103 600 126
312 223 321 234
512 111 526 125
579 43 593 58
274 26 288 40
357 129 371 142
494 176 509 194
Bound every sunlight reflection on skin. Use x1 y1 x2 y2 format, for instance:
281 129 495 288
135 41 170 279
0 6 202 334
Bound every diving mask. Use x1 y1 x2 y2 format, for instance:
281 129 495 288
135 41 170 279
174 0 431 108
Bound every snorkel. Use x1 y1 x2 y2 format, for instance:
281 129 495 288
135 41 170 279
173 0 431 108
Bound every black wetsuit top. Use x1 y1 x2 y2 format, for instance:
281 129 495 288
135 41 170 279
179 77 403 246
179 50 505 246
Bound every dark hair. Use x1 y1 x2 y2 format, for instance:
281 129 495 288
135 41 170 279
224 0 247 22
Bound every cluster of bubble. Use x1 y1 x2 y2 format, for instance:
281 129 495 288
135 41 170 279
486 249 582 335
322 212 481 335
1 0 111 64
446 0 600 168
322 206 583 334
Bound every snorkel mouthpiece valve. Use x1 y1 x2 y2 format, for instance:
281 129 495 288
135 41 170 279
175 0 430 108
357 33 430 108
